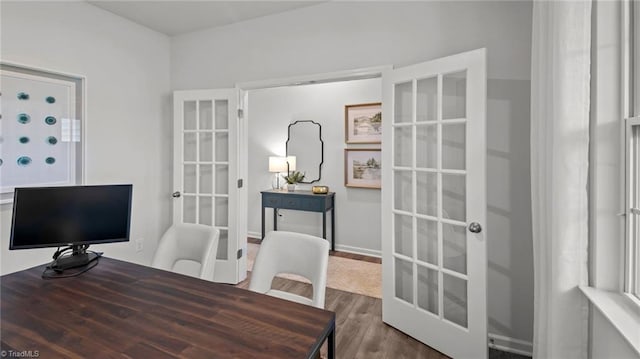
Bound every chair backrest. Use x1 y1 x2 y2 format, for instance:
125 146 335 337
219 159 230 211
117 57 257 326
151 223 220 281
249 231 330 308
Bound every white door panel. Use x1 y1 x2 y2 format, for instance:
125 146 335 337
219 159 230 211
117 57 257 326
173 89 245 284
382 48 487 359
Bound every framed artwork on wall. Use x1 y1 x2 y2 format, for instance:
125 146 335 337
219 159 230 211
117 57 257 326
0 64 84 204
344 149 381 189
344 102 382 144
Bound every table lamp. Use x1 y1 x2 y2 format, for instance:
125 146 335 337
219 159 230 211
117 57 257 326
269 156 287 189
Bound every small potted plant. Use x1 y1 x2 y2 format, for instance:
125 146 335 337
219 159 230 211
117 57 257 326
282 171 305 191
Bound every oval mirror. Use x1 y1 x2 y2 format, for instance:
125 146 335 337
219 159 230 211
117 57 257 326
286 120 323 184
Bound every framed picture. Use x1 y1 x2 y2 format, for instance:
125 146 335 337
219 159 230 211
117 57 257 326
345 102 382 144
344 149 381 189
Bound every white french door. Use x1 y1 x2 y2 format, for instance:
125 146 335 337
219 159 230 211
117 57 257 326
173 89 245 284
381 48 487 359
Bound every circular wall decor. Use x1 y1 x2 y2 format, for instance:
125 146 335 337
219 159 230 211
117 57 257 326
45 116 57 125
0 158 3 166
17 113 31 124
45 157 56 165
19 136 30 144
46 96 56 104
17 92 30 100
17 156 32 166
47 136 58 145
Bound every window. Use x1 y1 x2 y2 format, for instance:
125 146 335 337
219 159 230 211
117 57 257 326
626 118 640 299
624 0 640 300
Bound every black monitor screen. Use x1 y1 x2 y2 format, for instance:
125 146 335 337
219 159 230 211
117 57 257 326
10 185 132 249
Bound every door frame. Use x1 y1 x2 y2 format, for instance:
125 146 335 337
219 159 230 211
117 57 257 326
234 65 392 254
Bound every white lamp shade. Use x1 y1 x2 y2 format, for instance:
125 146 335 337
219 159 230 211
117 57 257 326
286 156 296 171
269 156 288 173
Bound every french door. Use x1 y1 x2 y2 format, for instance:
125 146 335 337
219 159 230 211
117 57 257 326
381 48 487 359
173 89 245 284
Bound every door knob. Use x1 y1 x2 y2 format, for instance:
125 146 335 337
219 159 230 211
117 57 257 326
468 222 482 233
172 191 181 198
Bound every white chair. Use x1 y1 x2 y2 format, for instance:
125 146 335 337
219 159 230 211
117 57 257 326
249 230 330 308
151 223 220 281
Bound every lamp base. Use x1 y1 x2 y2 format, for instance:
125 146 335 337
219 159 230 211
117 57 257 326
271 173 282 190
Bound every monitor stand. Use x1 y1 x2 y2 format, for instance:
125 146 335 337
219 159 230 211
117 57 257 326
51 245 99 271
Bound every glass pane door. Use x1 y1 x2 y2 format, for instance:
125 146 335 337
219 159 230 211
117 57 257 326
382 48 487 359
392 70 470 328
174 89 239 284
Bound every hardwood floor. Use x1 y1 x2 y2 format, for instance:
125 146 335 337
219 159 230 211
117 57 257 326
244 237 529 359
237 274 449 359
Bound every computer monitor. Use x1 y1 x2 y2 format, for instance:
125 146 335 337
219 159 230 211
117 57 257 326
10 184 132 271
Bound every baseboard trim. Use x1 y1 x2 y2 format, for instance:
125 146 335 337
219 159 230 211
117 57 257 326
488 333 532 357
248 232 381 258
334 244 381 258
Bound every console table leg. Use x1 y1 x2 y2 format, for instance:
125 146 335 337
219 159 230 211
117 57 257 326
322 211 327 240
273 208 278 231
261 207 265 240
331 208 335 251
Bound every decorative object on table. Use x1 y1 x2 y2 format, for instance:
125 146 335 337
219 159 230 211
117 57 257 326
345 102 382 144
344 149 381 189
282 170 305 192
286 120 323 184
268 156 287 189
269 156 296 189
312 185 329 194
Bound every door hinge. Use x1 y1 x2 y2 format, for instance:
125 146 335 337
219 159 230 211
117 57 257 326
237 179 243 188
237 248 243 259
237 109 244 119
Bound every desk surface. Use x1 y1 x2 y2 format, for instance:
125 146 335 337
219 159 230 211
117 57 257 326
1 257 335 358
260 189 335 196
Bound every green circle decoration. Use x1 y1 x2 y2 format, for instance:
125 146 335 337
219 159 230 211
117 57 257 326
47 136 58 145
17 156 32 166
45 116 57 125
0 159 3 166
46 96 56 104
45 157 56 165
19 136 30 144
17 92 29 100
17 113 31 124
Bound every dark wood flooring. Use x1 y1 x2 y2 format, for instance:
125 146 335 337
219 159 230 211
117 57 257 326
245 237 529 359
237 274 449 359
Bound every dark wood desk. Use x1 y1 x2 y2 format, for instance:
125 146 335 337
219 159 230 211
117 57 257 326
1 257 335 358
261 189 336 251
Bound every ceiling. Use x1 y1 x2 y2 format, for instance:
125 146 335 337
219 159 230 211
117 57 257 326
87 1 324 37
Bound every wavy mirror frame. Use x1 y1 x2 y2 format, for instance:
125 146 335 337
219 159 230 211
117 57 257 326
286 120 324 184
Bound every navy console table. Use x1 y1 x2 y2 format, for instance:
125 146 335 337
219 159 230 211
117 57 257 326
261 189 335 251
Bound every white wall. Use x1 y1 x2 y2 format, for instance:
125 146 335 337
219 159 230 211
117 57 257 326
0 1 172 273
171 0 534 347
248 78 382 254
592 309 638 359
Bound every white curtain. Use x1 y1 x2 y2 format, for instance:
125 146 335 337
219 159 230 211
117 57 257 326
531 1 592 358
